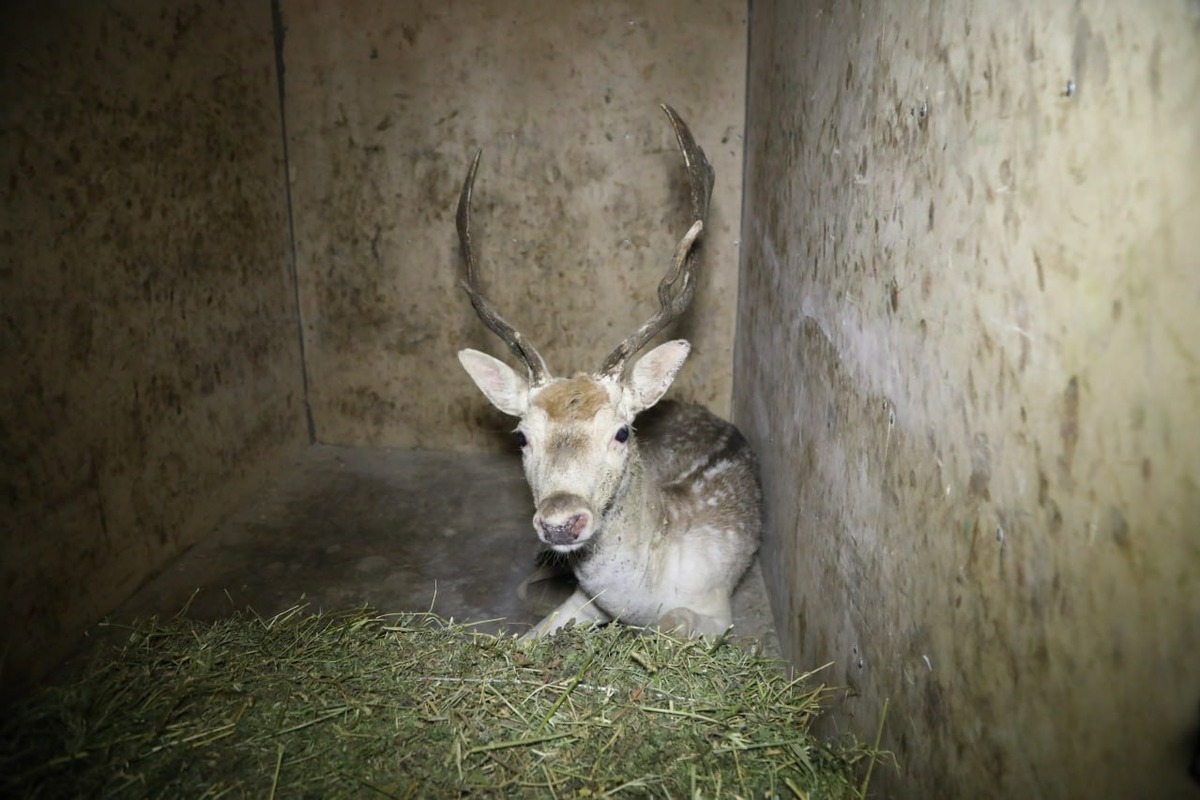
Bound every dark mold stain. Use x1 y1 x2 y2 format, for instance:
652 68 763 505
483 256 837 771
1059 376 1080 479
999 158 1013 188
1108 507 1132 556
923 679 948 730
1047 500 1063 533
967 433 992 502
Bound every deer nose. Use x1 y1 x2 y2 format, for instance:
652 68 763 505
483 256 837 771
537 513 589 546
533 493 593 547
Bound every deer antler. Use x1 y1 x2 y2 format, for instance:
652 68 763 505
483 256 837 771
597 104 715 379
456 149 551 385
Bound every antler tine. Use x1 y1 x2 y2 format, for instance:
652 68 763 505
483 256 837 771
457 149 550 385
598 103 715 379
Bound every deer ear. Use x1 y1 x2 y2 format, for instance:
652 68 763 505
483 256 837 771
625 339 690 414
458 349 529 416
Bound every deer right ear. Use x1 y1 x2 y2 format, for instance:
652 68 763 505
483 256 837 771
625 339 691 414
458 349 529 417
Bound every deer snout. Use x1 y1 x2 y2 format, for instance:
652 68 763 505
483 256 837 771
533 493 593 549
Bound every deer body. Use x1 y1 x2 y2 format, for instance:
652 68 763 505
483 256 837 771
551 400 761 637
454 106 762 638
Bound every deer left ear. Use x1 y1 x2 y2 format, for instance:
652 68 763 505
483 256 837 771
625 339 691 414
458 348 530 417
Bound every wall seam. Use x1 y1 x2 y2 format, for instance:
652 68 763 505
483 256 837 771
730 0 755 433
271 0 316 443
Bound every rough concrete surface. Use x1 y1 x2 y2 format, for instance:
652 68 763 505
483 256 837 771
737 1 1200 798
0 1 308 690
281 0 748 450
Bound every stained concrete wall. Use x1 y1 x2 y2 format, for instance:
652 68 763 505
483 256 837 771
0 0 745 688
0 2 307 688
282 0 748 450
736 1 1200 798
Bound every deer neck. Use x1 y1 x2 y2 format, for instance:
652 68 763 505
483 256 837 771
576 441 665 563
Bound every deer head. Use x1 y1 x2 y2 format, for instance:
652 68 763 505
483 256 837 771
456 104 714 553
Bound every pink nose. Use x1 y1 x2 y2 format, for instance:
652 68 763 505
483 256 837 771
537 512 589 546
533 493 592 547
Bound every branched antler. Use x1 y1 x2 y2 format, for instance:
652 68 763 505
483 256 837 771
456 104 712 385
596 103 715 379
456 149 550 385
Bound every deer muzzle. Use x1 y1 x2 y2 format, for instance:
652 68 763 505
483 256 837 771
533 492 593 550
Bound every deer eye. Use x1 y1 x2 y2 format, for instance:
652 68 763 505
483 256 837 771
514 431 528 448
614 426 630 444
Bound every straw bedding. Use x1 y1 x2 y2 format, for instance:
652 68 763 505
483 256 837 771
1 607 881 798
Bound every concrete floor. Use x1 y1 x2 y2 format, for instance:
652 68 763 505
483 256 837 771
110 445 780 657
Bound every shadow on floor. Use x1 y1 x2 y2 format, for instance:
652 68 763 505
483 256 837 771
111 445 779 655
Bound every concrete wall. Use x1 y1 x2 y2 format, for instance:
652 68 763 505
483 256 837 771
0 1 308 688
282 0 748 450
0 0 745 687
736 1 1200 797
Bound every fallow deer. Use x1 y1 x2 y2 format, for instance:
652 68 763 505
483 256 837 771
455 105 762 638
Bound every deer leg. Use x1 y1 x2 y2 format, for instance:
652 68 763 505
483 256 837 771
520 587 611 640
516 562 575 615
658 592 733 638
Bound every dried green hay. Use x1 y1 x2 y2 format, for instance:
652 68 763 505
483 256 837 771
1 607 881 799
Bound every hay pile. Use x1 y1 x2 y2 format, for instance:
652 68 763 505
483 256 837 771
1 608 880 798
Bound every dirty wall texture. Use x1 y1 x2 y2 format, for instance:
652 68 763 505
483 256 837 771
736 1 1200 798
0 2 307 688
282 0 747 450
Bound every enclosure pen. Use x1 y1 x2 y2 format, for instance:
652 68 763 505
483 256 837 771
5 1 1197 798
0 607 880 799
